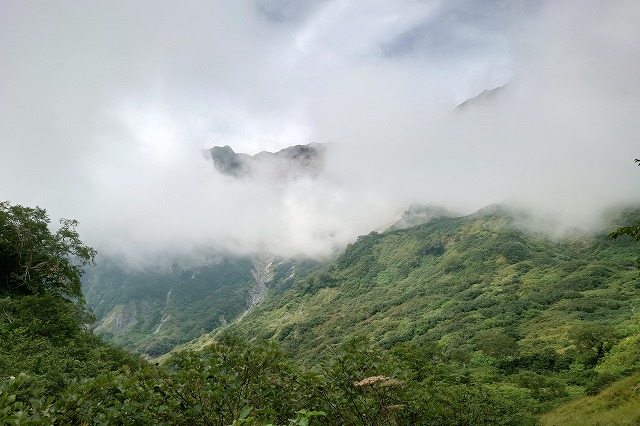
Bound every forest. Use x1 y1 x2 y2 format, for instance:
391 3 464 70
1 200 640 425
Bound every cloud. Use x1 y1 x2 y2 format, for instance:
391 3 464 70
0 0 638 266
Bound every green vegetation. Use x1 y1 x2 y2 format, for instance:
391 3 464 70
85 257 257 357
84 252 324 358
0 202 142 397
0 201 96 300
539 372 640 426
3 200 640 424
1 334 536 425
610 219 640 268
214 206 640 413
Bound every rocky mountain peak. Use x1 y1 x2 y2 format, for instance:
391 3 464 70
205 143 326 180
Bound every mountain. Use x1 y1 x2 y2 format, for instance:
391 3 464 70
539 371 640 425
170 205 640 413
84 256 258 357
83 254 323 358
83 202 640 417
456 84 507 110
384 204 453 231
11 198 640 423
215 206 639 363
205 143 326 179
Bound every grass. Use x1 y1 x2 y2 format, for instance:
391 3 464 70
539 372 640 426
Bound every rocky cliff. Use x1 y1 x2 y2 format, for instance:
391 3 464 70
205 143 326 180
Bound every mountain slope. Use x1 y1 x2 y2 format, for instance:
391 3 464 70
188 205 640 412
84 256 257 357
456 84 507 110
222 207 637 358
84 253 325 358
539 372 640 425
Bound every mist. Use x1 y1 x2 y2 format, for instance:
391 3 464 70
1 0 638 266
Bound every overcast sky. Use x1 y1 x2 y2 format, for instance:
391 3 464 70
1 0 639 265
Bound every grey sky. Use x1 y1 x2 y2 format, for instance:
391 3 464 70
1 0 638 264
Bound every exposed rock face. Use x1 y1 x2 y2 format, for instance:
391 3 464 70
240 256 276 320
206 143 326 180
208 145 253 177
456 84 507 110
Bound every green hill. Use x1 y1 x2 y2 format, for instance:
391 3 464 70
84 254 325 358
79 203 640 418
5 200 640 424
84 256 257 357
540 372 640 425
192 205 640 412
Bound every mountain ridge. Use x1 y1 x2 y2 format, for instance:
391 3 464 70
205 142 326 179
170 205 640 413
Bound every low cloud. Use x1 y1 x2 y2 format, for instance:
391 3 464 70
0 0 638 266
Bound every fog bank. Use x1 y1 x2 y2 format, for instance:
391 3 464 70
0 0 638 266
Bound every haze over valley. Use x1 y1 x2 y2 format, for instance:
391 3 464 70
2 2 640 424
1 1 639 266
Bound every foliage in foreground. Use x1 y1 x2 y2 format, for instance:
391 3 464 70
0 201 143 399
2 200 639 424
0 335 537 425
0 201 96 300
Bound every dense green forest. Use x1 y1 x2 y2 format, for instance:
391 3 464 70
84 255 325 359
199 206 640 412
85 257 257 357
2 200 640 424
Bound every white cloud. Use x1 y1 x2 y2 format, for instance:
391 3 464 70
0 0 638 265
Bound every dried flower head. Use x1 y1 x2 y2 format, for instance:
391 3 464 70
385 404 406 411
353 375 391 387
353 375 404 387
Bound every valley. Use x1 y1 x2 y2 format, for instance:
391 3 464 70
2 1 638 423
85 256 257 357
3 199 640 424
80 204 640 422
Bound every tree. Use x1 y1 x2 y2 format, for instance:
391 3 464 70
608 159 640 267
609 222 640 268
609 223 640 242
0 201 96 300
0 202 137 397
475 329 518 359
568 323 618 366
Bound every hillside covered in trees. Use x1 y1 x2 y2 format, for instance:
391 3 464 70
2 200 640 424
